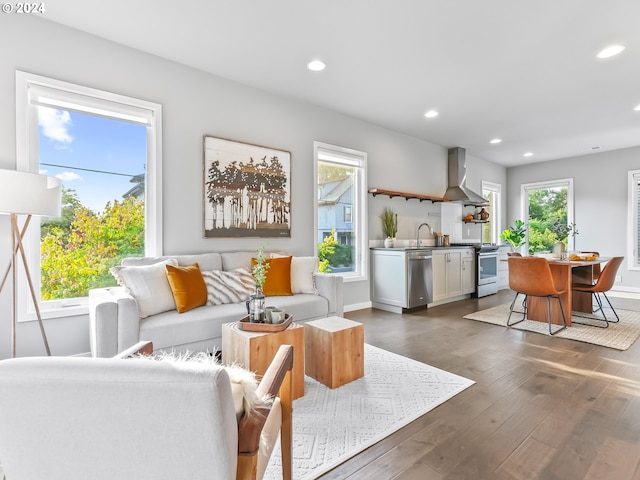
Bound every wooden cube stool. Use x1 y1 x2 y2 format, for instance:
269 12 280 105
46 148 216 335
305 316 364 388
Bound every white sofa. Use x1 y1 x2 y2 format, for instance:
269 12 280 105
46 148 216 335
88 252 344 358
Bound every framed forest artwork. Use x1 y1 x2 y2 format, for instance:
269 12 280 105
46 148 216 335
203 136 291 238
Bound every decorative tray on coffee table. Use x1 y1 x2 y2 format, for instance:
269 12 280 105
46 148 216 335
237 314 292 332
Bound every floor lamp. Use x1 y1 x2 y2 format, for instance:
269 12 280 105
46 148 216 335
0 169 61 357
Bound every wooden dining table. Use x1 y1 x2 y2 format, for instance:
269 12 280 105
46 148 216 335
526 257 609 326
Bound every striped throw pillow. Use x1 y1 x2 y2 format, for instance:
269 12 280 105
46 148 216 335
202 268 255 305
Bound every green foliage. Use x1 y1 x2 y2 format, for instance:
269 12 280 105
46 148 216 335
318 229 337 273
332 243 353 267
550 220 578 242
318 163 350 183
317 229 354 273
526 187 576 254
41 187 83 238
500 219 527 248
41 196 144 300
252 243 270 289
527 226 557 255
379 207 397 238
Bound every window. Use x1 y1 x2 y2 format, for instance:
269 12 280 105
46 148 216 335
344 205 352 223
521 178 574 255
481 181 501 244
16 71 162 320
628 170 640 270
314 141 367 281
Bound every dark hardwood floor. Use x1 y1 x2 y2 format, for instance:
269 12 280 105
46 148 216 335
323 290 640 480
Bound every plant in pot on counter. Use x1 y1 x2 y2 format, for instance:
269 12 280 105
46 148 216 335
380 207 398 248
500 219 527 253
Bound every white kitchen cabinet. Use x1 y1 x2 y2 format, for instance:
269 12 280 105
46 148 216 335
432 251 447 301
370 249 406 308
497 245 511 290
462 249 475 294
433 248 473 302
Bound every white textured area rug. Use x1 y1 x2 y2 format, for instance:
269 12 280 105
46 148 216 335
263 344 474 480
464 303 640 350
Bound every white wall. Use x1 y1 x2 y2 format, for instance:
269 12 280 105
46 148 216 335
506 146 640 291
0 14 505 357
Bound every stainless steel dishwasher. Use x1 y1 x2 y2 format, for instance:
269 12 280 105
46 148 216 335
406 249 433 308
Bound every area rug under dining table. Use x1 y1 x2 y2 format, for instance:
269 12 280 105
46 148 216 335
263 344 474 480
463 303 640 350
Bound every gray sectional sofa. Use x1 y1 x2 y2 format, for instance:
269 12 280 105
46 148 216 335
88 251 344 357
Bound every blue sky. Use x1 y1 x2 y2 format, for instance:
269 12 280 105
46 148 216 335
38 107 147 213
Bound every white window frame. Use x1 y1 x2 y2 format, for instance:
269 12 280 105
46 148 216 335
521 178 574 251
313 141 367 283
627 170 640 270
481 180 501 244
15 71 163 321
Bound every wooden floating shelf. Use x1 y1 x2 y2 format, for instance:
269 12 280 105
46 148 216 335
463 219 489 224
368 188 447 203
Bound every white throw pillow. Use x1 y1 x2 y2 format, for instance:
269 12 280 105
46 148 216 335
271 254 318 294
110 259 178 318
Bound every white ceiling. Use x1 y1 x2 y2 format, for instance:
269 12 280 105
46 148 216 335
42 0 640 167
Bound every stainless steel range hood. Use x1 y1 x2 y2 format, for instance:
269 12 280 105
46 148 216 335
443 147 488 205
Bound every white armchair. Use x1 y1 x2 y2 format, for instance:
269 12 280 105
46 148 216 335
0 342 293 480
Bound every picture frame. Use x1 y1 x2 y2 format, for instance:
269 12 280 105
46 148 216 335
203 136 291 238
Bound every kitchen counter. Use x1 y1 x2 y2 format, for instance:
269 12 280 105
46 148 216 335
370 245 477 251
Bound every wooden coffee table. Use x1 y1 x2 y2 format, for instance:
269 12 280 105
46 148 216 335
222 321 305 399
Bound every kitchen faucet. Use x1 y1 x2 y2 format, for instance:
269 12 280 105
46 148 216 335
416 222 433 247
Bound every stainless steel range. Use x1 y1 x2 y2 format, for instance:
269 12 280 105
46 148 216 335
474 244 500 297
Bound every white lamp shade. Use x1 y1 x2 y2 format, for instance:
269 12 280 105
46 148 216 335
0 169 62 217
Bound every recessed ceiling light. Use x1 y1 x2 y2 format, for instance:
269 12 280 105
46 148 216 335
635 104 640 111
424 110 439 118
597 45 626 59
490 138 502 144
523 152 533 157
307 60 326 72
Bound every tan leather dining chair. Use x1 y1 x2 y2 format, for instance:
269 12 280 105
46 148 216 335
507 256 567 335
572 256 624 327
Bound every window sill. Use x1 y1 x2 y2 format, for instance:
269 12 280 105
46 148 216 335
20 300 89 323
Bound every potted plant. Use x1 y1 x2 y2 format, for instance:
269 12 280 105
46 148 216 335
500 219 527 252
551 221 578 256
380 207 397 248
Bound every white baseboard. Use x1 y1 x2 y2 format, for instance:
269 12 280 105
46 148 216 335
344 301 372 313
609 288 640 298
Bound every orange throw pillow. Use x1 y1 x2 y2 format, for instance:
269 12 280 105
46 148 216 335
165 263 208 313
252 256 293 296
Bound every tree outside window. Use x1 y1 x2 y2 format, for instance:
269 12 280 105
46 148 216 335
522 179 574 255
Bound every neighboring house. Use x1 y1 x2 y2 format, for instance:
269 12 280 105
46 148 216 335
317 175 353 246
122 173 145 201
